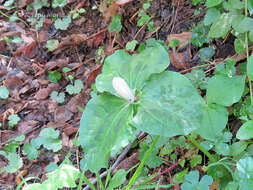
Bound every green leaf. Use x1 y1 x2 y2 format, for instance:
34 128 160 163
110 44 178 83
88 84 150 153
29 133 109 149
234 39 245 54
24 162 80 189
247 54 253 81
190 155 202 168
205 0 222 8
236 120 253 140
37 128 62 152
206 74 245 106
22 143 38 160
185 69 208 90
79 94 135 172
208 13 233 38
204 8 221 26
234 157 253 189
181 170 213 190
54 16 71 30
234 17 253 33
223 0 244 10
0 86 9 99
66 80 84 95
126 40 138 51
229 142 248 156
32 0 48 10
137 14 151 27
0 152 23 173
249 0 253 15
215 142 230 156
109 14 122 33
198 47 215 61
12 36 23 43
196 104 228 142
4 0 14 7
48 71 61 83
131 71 205 137
52 0 67 8
8 114 20 127
46 39 59 52
96 44 170 96
107 169 127 190
46 163 58 172
50 91 65 103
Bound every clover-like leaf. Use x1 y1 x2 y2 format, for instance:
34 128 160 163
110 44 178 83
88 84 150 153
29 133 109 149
34 128 62 152
181 170 213 190
23 161 80 190
50 91 65 103
22 143 39 160
234 157 253 189
54 16 71 30
8 114 20 127
0 151 23 173
131 71 205 137
66 79 84 95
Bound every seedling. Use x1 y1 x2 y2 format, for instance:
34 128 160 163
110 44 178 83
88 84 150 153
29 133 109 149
50 91 65 103
66 79 84 95
70 8 86 19
0 86 9 99
46 39 59 52
48 70 61 83
8 114 20 127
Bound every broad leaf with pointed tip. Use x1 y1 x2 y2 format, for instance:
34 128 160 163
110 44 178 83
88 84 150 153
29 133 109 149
79 94 135 172
196 104 228 141
96 44 170 96
131 71 205 137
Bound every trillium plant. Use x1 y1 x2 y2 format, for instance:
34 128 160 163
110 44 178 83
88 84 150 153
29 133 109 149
79 41 245 173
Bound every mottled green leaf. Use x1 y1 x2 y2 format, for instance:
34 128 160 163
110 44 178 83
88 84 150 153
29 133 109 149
96 44 170 96
209 13 233 38
204 8 220 26
237 120 253 140
196 104 228 141
131 71 205 137
206 74 245 106
205 0 222 7
79 94 135 172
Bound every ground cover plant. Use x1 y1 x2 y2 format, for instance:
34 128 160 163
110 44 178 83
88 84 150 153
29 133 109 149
2 0 253 189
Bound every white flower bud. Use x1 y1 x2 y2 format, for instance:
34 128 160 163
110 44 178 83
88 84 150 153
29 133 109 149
112 77 134 103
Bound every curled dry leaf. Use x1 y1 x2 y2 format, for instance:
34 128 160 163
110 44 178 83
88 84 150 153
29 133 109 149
15 169 28 185
169 52 188 69
113 152 139 174
115 0 134 5
58 34 87 49
166 32 192 50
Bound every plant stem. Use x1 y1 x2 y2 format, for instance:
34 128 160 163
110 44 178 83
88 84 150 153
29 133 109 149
187 135 216 163
245 0 253 104
125 135 160 190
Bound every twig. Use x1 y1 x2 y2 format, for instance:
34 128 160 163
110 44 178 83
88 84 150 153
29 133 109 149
83 135 139 190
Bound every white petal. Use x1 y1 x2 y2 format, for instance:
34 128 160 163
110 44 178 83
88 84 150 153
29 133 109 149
112 77 134 103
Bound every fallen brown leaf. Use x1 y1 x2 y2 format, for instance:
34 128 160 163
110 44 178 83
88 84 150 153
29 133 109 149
113 152 139 174
166 32 192 50
169 52 188 69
